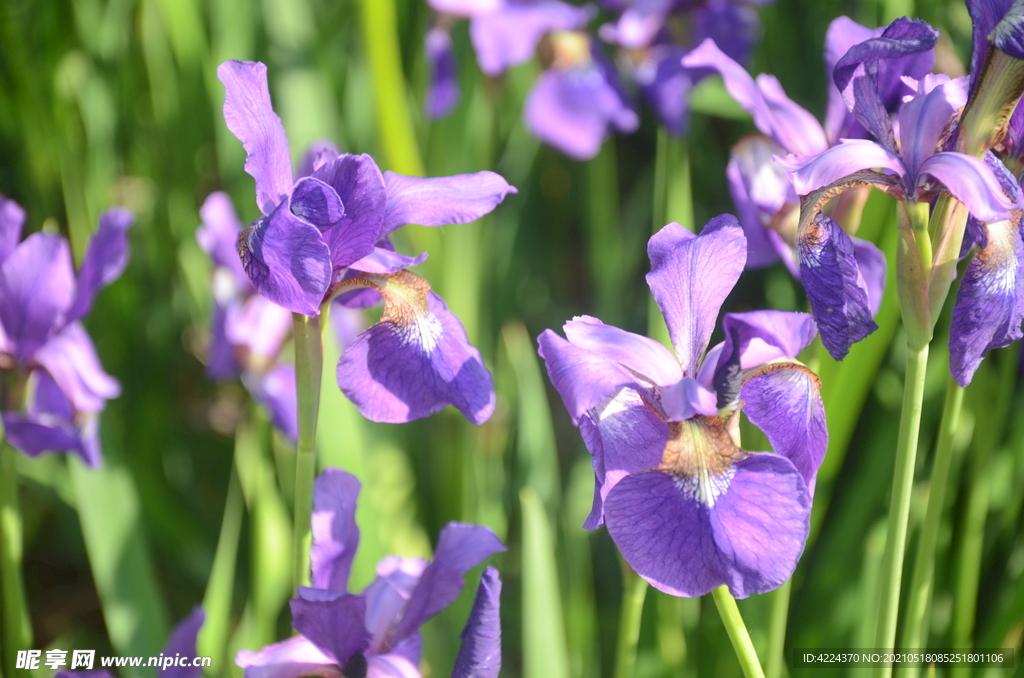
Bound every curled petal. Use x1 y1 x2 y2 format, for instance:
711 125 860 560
778 139 905 196
0 194 25 265
337 274 494 424
217 60 293 214
949 214 1024 386
34 322 120 414
244 366 298 443
198 192 250 287
469 1 592 75
316 154 387 271
0 233 75 362
238 201 332 316
645 217 746 376
452 567 502 678
425 27 460 119
382 171 516 236
236 635 340 678
918 152 1021 222
290 177 345 232
159 607 206 678
290 589 370 667
798 213 878 360
822 17 878 142
310 468 361 593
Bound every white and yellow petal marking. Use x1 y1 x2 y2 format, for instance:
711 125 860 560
339 270 444 352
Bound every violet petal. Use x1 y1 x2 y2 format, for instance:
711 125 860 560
0 194 25 265
66 208 134 324
290 589 370 666
779 139 905 196
290 176 346 232
382 171 516 236
245 366 298 443
726 135 791 269
34 322 120 414
315 154 387 271
198 192 250 288
451 566 502 678
235 636 339 678
425 27 461 119
310 468 361 593
852 236 887 316
918 152 1021 222
158 607 206 678
469 1 592 75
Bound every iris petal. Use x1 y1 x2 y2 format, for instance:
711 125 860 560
310 469 361 593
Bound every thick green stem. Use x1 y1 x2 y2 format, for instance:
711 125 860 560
872 343 930 678
896 378 964 678
766 578 792 678
292 313 323 590
712 585 766 678
1 444 32 678
613 566 649 678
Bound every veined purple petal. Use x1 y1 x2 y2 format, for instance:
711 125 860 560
337 276 495 424
425 27 460 119
967 0 1017 90
218 60 294 215
852 236 887 316
918 152 1021 222
726 135 792 269
681 40 828 156
779 139 905 196
198 192 250 287
315 154 387 271
66 208 134 324
297 141 342 179
562 315 682 387
991 1 1024 61
290 177 345 232
0 194 25 265
158 607 205 678
598 0 674 48
245 366 298 443
238 200 332 316
382 171 516 236
452 567 502 678
236 635 340 678
949 215 1024 386
389 523 506 644
469 1 593 75
798 213 878 360
34 322 120 414
897 76 967 178
645 217 746 376
0 233 75 362
822 17 877 143
291 589 370 667
310 468 361 593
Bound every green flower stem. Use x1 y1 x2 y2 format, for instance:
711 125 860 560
872 342 930 678
766 578 792 678
292 312 323 591
711 585 766 678
614 565 649 678
1 443 32 678
649 129 691 346
587 141 625 323
895 377 964 678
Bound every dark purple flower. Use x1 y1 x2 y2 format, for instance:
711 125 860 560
538 216 826 597
451 567 501 678
236 468 505 678
0 196 131 466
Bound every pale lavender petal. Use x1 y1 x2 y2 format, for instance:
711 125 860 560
645 216 746 375
778 139 905 196
226 294 293 367
0 194 25 265
382 171 516 236
562 315 682 387
348 247 428 275
34 322 120 414
599 0 674 48
428 0 501 15
918 152 1021 222
238 200 332 316
469 1 592 75
245 366 298 443
897 78 965 178
65 208 133 324
389 523 506 643
425 27 460 119
822 17 877 143
659 377 718 421
364 557 426 653
158 607 205 678
218 60 294 214
297 141 342 179
451 567 502 678
949 215 1024 386
236 635 340 678
366 654 421 678
852 236 887 316
741 366 827 494
198 192 250 287
797 213 877 360
310 468 361 593
337 286 495 424
315 154 387 271
726 135 791 268
290 177 345 232
634 45 692 136
290 589 370 666
720 311 817 368
0 233 75 362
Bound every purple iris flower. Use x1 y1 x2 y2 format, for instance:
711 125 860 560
425 25 461 119
218 60 516 424
57 607 206 678
0 196 132 467
236 468 505 678
538 215 826 597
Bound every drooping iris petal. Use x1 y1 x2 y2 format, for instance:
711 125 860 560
918 152 1021 222
0 233 75 362
310 468 361 593
244 366 298 443
290 589 370 667
238 200 332 316
34 322 120 414
822 16 877 143
337 274 494 424
949 214 1024 386
349 247 429 275
217 60 294 215
389 522 506 644
425 26 461 119
2 371 99 466
381 171 516 236
316 154 387 271
718 311 817 369
645 216 747 375
852 236 887 316
198 192 250 287
290 177 345 232
778 139 906 196
0 194 25 265
452 567 502 678
65 208 134 325
236 635 340 678
726 135 793 268
158 607 206 678
798 213 878 360
469 0 592 75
